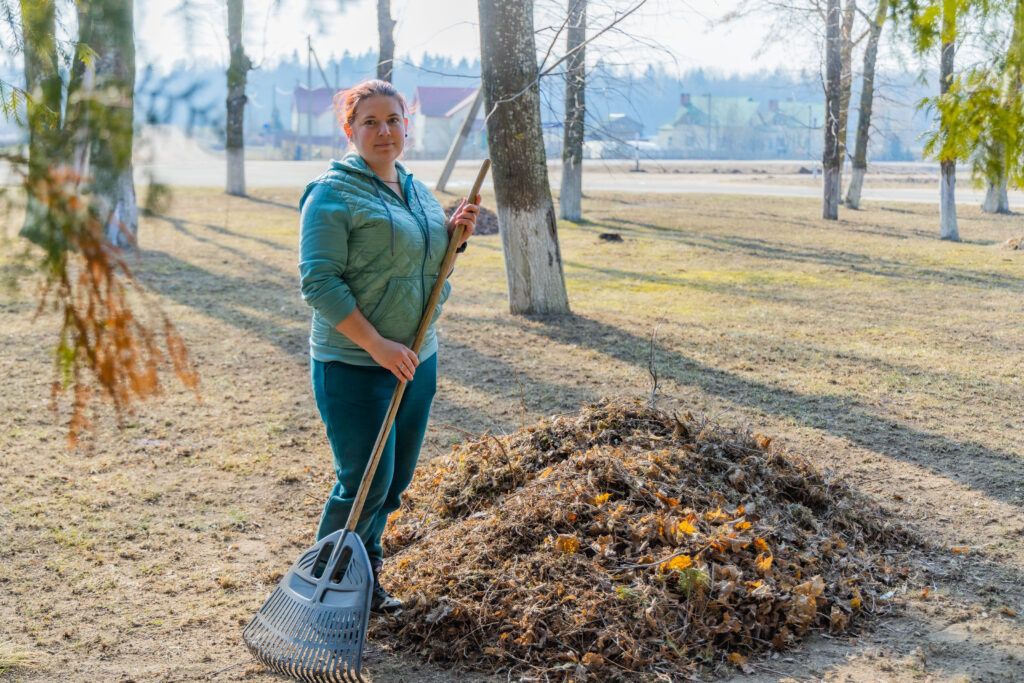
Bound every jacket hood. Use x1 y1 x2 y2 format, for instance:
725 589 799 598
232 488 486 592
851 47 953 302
329 152 411 182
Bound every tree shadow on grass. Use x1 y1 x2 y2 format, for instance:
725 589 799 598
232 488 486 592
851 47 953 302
152 213 291 255
135 250 533 436
477 312 1024 508
599 217 1024 293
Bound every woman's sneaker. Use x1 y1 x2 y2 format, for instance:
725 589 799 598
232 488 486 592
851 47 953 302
371 582 403 613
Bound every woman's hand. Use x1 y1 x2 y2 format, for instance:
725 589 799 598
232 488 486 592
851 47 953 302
368 337 420 382
447 194 481 250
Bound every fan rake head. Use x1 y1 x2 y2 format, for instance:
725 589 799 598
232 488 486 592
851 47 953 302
243 529 374 682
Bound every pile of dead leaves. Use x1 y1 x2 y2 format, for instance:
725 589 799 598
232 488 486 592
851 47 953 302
445 199 499 235
377 400 911 680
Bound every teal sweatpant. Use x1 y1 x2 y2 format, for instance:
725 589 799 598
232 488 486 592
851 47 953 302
311 353 437 562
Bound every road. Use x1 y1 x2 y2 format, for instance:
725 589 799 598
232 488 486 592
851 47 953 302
135 155 1024 206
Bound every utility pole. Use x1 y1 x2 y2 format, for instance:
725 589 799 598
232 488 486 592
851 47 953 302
705 93 712 159
306 35 313 160
435 88 484 193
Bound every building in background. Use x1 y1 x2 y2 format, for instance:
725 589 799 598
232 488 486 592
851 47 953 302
407 86 485 158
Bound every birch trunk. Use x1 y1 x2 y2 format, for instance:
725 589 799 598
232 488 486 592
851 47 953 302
377 0 396 82
837 0 856 191
845 0 888 209
939 0 959 241
478 0 570 315
823 0 842 220
225 0 251 197
559 0 586 222
76 0 138 249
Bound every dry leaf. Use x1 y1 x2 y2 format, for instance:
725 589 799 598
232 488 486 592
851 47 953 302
554 534 581 554
950 546 970 555
660 554 693 572
829 605 849 633
755 553 773 573
754 537 770 552
592 492 611 505
676 519 697 535
727 651 753 673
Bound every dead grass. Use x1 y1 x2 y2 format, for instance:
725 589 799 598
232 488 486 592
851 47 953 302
0 641 42 675
1 187 1023 681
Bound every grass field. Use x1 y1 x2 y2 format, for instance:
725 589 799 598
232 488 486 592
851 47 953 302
2 187 1023 682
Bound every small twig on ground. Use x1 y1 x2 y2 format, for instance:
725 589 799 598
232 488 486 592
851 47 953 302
205 660 249 679
647 321 663 408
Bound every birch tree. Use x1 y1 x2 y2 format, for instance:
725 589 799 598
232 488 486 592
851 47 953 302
377 0 396 81
823 0 843 219
937 0 959 240
478 0 570 315
559 0 586 221
225 0 252 197
845 0 890 208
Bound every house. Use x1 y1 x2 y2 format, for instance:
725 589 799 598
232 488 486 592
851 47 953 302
756 99 825 159
408 86 485 158
591 113 644 142
291 86 343 144
657 93 761 158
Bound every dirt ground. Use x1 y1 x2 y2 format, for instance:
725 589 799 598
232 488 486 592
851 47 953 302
2 188 1023 682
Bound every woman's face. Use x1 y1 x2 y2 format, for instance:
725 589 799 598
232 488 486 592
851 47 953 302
345 95 407 170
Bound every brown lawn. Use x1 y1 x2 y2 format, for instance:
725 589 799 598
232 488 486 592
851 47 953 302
2 188 1023 682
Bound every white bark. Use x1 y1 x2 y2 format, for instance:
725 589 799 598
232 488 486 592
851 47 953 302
982 177 1010 213
105 166 138 249
226 147 246 197
559 159 582 222
845 167 866 210
940 163 959 241
497 206 571 314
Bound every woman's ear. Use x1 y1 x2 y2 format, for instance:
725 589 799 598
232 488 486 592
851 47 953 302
343 123 352 138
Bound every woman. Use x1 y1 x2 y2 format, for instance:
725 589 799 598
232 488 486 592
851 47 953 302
298 79 480 613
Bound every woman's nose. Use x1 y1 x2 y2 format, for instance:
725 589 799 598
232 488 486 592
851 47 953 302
376 123 390 136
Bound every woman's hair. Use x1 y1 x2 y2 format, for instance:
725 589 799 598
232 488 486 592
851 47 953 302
334 79 408 130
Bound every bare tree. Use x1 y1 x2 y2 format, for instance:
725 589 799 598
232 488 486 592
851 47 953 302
938 0 959 241
823 0 842 219
377 0 396 81
225 0 251 197
845 0 889 208
478 0 570 315
559 0 586 221
837 0 856 187
73 0 138 248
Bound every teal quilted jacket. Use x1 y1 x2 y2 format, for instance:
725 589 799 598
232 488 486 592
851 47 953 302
298 153 452 365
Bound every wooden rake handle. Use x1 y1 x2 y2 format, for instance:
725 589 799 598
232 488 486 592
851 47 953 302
345 159 492 532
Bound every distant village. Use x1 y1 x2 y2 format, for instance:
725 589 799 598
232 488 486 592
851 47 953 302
265 83 919 163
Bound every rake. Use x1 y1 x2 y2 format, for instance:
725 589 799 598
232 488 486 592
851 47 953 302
242 159 492 682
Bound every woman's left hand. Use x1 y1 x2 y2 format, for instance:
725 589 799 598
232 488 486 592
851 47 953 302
448 194 481 250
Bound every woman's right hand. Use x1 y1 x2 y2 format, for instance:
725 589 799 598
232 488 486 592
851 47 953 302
369 337 420 382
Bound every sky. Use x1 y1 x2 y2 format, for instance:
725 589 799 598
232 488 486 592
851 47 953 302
136 0 809 77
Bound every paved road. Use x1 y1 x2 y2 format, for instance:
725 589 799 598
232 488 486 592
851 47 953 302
134 157 1024 206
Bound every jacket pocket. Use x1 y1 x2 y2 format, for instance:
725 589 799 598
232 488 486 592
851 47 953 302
425 275 451 327
367 276 421 344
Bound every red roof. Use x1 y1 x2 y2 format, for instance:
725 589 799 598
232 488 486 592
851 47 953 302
411 86 479 117
293 87 341 116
